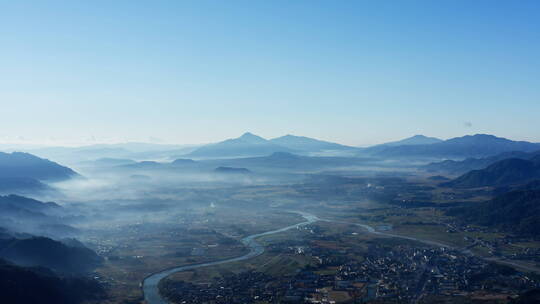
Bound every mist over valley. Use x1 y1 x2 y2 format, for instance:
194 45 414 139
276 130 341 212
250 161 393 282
3 1 540 303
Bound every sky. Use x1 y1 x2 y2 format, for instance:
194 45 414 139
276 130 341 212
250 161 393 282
1 0 539 146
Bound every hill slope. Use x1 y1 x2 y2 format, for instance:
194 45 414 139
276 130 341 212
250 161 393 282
442 158 540 188
0 236 102 274
0 152 77 181
0 177 48 193
0 258 105 304
0 195 76 237
447 187 540 236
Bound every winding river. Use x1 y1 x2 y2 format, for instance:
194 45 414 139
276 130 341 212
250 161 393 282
142 211 319 304
143 210 540 304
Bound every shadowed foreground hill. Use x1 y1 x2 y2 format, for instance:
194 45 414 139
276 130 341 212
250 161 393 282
512 289 540 303
447 186 540 236
0 177 49 194
0 194 78 237
442 157 540 188
0 194 60 213
0 258 105 304
0 152 77 181
0 236 103 275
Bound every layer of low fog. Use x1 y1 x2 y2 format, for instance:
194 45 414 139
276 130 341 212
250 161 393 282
6 148 410 243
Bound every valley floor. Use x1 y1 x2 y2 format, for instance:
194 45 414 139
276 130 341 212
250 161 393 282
82 174 540 304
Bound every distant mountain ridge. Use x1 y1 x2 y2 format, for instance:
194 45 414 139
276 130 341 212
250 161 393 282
205 151 371 171
13 142 201 166
364 135 443 154
376 135 443 147
424 150 540 175
374 134 540 158
186 132 295 158
269 134 356 152
187 132 364 159
116 151 373 174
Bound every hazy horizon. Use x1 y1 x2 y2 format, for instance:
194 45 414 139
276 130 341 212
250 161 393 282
2 1 540 146
0 131 539 149
3 2 540 304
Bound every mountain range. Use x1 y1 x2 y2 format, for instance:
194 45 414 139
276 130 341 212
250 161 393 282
186 132 358 158
4 133 539 166
186 133 540 160
372 134 540 158
186 132 293 158
424 150 540 175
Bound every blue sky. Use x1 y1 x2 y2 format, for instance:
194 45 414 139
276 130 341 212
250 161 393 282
1 0 539 146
